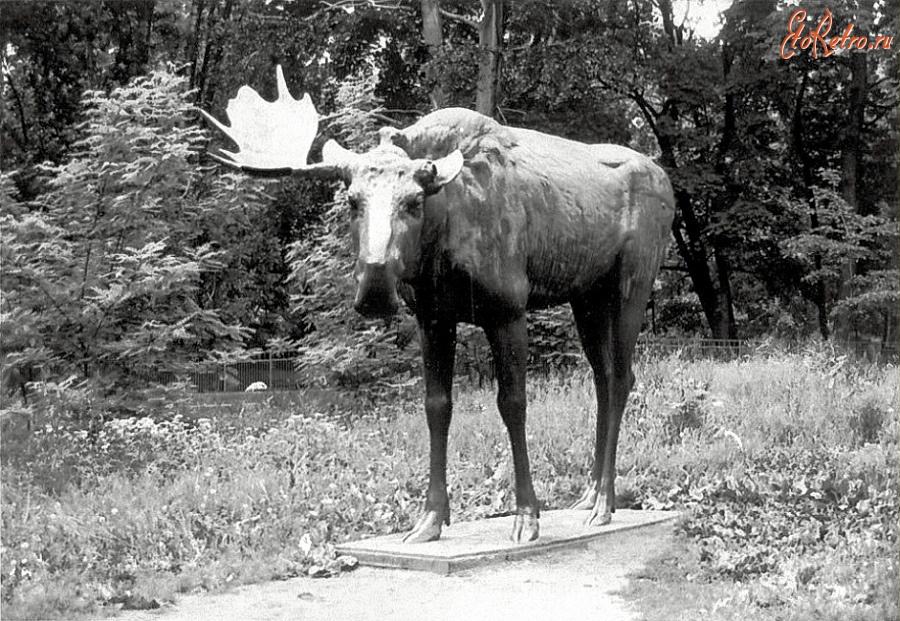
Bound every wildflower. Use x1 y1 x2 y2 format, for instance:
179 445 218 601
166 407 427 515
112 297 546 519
19 542 28 550
111 507 119 515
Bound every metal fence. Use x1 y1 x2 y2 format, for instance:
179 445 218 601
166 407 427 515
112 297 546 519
156 357 302 393
153 337 896 394
636 337 751 360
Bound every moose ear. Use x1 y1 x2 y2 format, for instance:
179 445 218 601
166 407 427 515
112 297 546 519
321 139 359 181
417 150 464 195
379 126 409 150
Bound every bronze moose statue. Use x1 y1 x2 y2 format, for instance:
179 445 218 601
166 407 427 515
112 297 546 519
202 66 675 543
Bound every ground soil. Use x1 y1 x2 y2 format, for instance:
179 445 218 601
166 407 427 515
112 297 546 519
117 521 674 621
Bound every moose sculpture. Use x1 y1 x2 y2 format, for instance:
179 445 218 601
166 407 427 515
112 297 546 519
202 66 675 543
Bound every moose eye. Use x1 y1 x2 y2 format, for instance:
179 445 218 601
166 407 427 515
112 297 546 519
347 196 362 218
404 196 424 217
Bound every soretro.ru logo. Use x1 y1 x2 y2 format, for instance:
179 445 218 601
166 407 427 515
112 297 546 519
780 8 893 59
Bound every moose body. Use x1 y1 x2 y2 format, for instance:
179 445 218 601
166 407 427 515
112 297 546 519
203 68 675 543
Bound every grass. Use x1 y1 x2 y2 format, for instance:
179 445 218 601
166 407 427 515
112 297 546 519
1 345 897 620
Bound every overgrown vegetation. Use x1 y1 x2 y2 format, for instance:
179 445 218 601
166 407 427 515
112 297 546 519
0 68 271 402
1 347 896 620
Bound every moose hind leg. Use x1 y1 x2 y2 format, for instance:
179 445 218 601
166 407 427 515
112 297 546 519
572 253 650 526
570 293 613 518
485 315 540 543
404 318 457 543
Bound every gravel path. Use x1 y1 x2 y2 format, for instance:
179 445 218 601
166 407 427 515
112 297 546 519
118 521 673 621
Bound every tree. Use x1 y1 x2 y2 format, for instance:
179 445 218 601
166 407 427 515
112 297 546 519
417 0 505 116
722 0 898 339
420 0 446 109
1 1 172 186
508 0 739 337
0 68 262 399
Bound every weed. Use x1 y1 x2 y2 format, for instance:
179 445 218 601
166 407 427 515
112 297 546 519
663 377 711 444
0 349 897 619
849 399 887 445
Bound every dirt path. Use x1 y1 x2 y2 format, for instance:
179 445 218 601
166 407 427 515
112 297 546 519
118 522 673 621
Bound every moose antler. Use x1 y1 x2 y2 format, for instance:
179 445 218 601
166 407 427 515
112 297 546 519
200 65 329 175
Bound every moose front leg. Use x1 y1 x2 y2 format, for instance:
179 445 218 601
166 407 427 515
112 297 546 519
485 315 540 543
404 318 457 543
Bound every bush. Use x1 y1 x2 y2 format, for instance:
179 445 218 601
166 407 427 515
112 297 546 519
1 66 265 402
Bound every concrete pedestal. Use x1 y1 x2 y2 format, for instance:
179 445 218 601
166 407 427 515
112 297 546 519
336 509 678 574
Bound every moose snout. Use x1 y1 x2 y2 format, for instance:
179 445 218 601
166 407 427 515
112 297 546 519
354 263 401 318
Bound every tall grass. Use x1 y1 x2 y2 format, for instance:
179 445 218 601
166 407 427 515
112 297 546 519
1 346 897 619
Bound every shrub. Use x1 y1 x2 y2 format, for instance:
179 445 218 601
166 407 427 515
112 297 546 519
0 66 264 402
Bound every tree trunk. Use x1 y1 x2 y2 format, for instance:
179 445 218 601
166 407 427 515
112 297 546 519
651 95 736 340
712 42 738 339
840 53 867 211
475 0 503 117
670 192 734 339
834 51 868 339
714 251 737 338
626 0 736 339
420 0 446 109
792 72 831 339
655 0 683 45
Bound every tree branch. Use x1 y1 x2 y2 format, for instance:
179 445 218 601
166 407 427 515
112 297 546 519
630 90 661 137
3 72 31 151
249 0 412 23
440 8 479 29
371 111 405 126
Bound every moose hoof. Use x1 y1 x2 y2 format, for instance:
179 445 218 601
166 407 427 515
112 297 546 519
586 511 612 527
403 510 445 543
510 512 539 543
569 485 598 511
585 505 612 527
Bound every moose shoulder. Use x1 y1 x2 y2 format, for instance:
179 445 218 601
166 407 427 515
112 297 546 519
202 67 675 544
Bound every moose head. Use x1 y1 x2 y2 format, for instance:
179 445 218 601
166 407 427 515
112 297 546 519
200 66 464 318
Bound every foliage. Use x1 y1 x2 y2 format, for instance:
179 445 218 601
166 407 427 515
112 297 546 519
614 347 898 621
0 1 163 175
0 68 267 400
2 348 896 619
3 0 898 361
780 174 898 327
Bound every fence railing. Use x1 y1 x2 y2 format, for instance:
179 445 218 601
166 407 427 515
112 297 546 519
636 337 751 359
151 356 302 393
146 337 897 394
636 337 898 362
